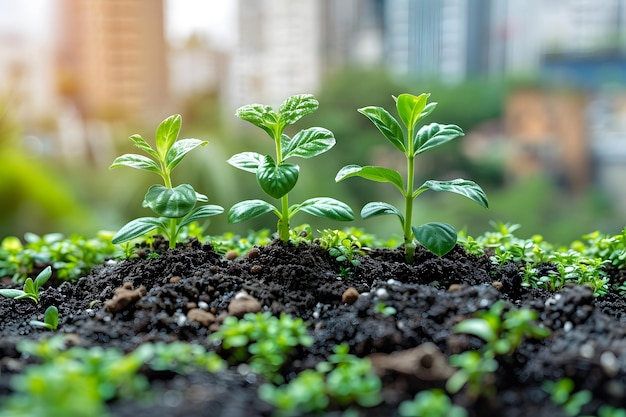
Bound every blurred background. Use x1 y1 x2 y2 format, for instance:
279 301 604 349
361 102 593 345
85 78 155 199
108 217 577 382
2 0 626 245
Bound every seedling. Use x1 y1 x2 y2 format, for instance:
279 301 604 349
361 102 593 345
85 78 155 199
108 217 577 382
317 228 363 268
0 266 51 303
29 305 59 330
228 94 354 242
542 378 592 416
110 114 223 248
336 93 488 261
398 389 467 417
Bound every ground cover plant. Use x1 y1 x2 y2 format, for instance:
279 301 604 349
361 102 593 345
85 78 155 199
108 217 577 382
3 93 626 417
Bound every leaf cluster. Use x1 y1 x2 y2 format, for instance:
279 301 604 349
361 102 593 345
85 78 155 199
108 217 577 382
29 305 59 331
398 389 467 417
0 266 51 303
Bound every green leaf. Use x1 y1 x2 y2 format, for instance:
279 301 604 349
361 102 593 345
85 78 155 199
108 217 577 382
278 94 319 125
155 114 182 160
23 278 36 296
227 152 265 173
412 222 457 256
414 123 464 155
33 266 52 291
357 106 405 152
256 156 299 199
361 202 404 225
235 104 275 138
112 217 166 244
396 93 429 129
282 127 335 159
290 198 354 221
165 139 208 172
416 179 489 208
109 154 161 174
44 305 59 330
179 204 224 228
0 289 25 299
453 318 498 343
419 102 438 121
335 165 405 194
142 184 197 218
228 200 278 223
129 134 158 159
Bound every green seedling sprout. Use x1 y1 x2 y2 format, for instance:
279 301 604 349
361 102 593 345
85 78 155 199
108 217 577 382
110 114 223 249
29 305 59 331
0 266 51 303
336 93 488 261
228 94 354 242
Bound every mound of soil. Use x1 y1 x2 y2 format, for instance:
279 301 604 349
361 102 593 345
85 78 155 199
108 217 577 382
1 239 626 416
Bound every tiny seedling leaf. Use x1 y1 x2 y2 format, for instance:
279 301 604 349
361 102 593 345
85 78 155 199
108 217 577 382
336 165 405 195
358 106 405 152
109 154 161 173
129 134 159 158
453 318 498 343
414 123 464 155
112 217 166 244
235 104 275 138
34 266 52 291
256 156 299 199
278 94 319 125
165 138 208 172
396 93 429 129
228 200 277 223
143 184 197 218
290 198 354 221
361 202 405 225
0 289 25 299
282 127 335 159
44 305 59 329
179 204 224 228
227 152 265 173
412 222 457 256
155 114 181 160
416 179 489 208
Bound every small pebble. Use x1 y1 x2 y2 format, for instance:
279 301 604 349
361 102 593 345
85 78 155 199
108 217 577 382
448 284 463 292
491 281 503 290
342 287 359 305
580 343 595 359
563 321 573 332
169 276 182 283
375 288 389 300
198 301 209 310
600 351 619 377
250 264 263 274
225 250 238 260
247 247 260 259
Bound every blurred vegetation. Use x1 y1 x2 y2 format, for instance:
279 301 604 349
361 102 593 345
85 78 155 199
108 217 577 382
1 69 624 244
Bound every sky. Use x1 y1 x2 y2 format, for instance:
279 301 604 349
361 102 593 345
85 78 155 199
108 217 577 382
0 0 236 47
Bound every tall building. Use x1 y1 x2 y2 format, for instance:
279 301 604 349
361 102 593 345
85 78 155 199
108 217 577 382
229 0 322 108
57 0 169 122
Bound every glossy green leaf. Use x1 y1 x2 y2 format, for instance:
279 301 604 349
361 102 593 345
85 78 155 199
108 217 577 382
228 200 278 223
142 184 197 218
112 217 165 244
0 289 25 299
290 198 354 221
419 102 438 120
165 139 207 171
361 202 404 225
235 104 275 138
256 156 299 199
412 222 457 256
278 94 319 125
414 123 464 155
335 165 405 194
109 154 160 174
453 318 497 343
129 134 158 159
23 278 36 296
396 93 429 129
34 266 52 290
416 179 489 208
282 127 335 159
227 152 265 173
44 305 59 329
358 106 405 152
155 114 181 160
195 191 208 203
179 204 224 228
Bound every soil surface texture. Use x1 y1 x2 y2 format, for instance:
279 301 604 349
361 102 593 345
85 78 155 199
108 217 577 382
1 239 626 416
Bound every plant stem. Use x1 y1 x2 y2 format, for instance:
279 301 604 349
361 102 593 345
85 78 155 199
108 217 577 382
404 125 416 262
168 218 177 249
274 128 290 242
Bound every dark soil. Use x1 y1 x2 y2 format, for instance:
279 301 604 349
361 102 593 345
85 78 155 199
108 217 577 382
2 239 626 416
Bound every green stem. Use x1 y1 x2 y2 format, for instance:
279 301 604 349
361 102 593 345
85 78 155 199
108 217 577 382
168 218 177 249
274 127 290 242
404 125 416 262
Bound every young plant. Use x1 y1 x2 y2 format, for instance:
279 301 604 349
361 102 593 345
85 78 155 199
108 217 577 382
29 305 59 330
398 389 467 417
542 378 592 416
110 114 223 249
336 93 488 261
228 94 354 242
0 266 51 303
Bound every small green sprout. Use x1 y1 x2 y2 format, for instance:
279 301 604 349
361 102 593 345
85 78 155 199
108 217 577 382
336 93 488 261
317 228 363 269
542 378 592 416
398 389 467 417
228 94 354 242
110 114 223 248
374 301 397 317
29 305 59 330
0 266 51 303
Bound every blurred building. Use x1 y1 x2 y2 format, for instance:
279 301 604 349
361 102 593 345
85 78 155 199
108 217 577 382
57 0 170 123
